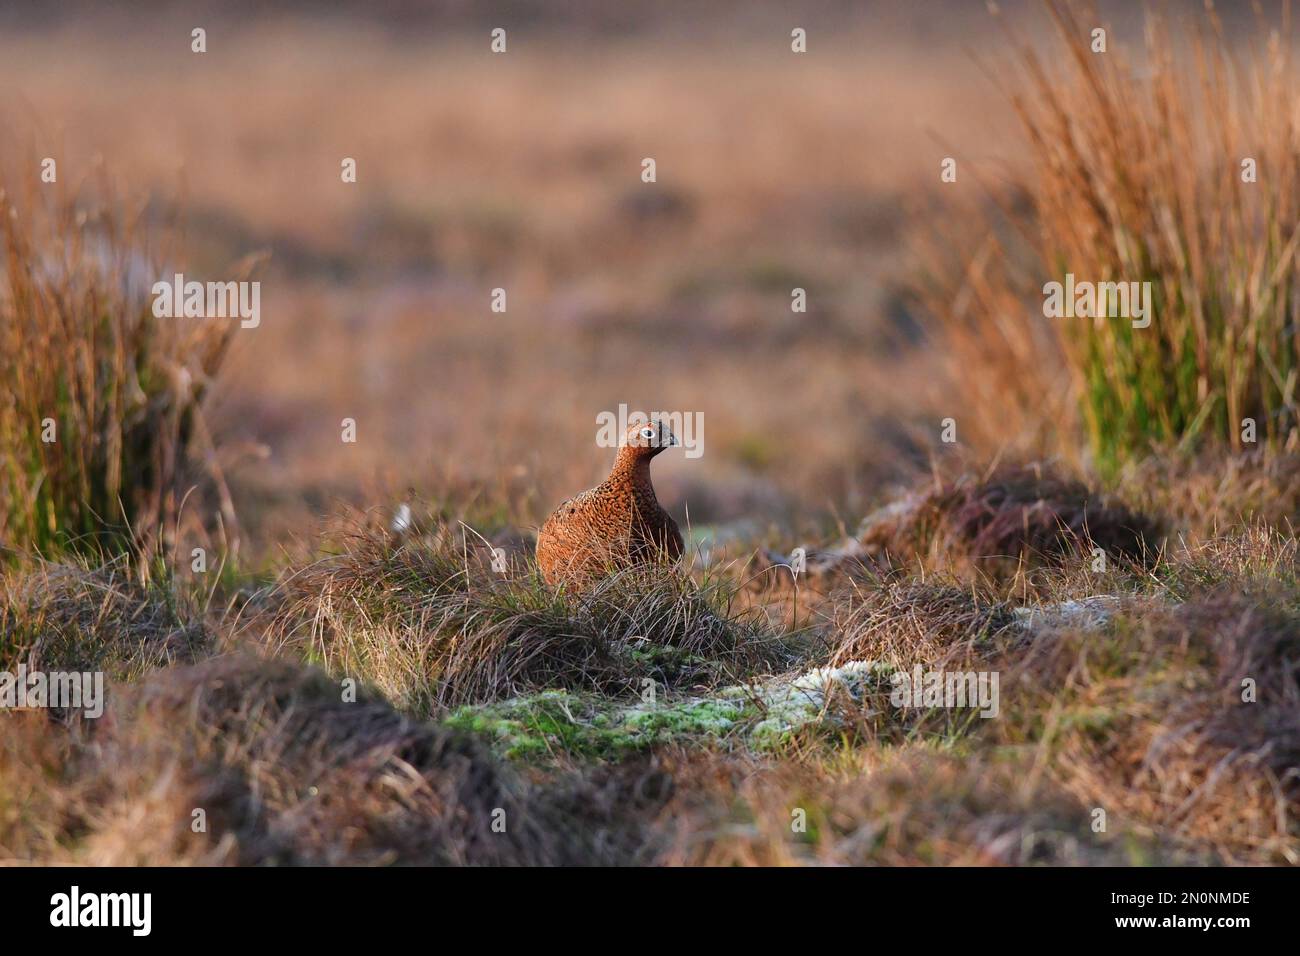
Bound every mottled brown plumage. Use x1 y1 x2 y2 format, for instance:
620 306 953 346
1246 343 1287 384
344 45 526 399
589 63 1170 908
536 419 684 586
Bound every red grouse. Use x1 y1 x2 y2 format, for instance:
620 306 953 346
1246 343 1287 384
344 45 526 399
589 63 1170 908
536 419 684 586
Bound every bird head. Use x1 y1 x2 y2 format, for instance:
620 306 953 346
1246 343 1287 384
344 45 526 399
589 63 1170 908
623 418 679 458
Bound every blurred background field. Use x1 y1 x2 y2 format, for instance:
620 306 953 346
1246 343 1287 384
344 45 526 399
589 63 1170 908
12 0 1286 556
2 0 1047 556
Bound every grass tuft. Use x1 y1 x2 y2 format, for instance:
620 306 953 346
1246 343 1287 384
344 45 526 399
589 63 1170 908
0 555 208 681
922 1 1300 468
0 177 232 560
858 463 1160 578
267 512 795 714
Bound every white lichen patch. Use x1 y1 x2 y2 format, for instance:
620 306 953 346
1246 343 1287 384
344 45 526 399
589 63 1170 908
1012 595 1125 632
748 659 892 747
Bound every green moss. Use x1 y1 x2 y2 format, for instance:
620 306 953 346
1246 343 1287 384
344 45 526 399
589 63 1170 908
622 697 750 736
444 661 897 762
444 689 757 761
444 691 593 759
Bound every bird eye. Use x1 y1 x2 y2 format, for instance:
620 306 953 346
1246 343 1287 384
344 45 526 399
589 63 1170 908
640 426 657 441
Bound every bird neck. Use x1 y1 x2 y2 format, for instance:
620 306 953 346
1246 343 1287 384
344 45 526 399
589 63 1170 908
609 451 656 499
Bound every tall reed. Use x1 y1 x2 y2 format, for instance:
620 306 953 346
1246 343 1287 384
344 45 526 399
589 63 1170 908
0 176 232 559
924 1 1300 470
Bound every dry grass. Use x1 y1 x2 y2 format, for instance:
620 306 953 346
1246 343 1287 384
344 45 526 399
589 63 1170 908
2 471 1295 866
0 653 688 866
1116 447 1300 538
857 463 1161 578
2 655 560 865
827 575 1018 669
0 556 208 680
652 749 1193 866
264 510 795 714
999 586 1300 864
